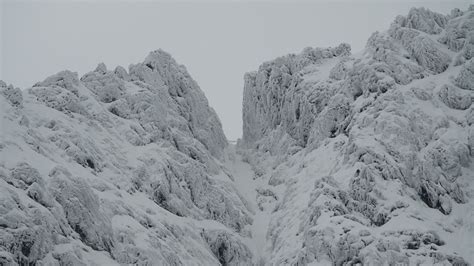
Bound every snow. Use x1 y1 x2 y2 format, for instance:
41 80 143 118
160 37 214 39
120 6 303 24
0 50 249 265
240 5 474 265
223 145 271 263
2 4 474 266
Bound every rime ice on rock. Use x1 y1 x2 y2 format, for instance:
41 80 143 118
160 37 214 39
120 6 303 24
241 6 474 265
2 5 474 266
0 50 250 265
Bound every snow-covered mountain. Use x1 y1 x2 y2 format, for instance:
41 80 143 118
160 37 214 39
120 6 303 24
241 5 474 265
0 50 253 265
1 5 474 266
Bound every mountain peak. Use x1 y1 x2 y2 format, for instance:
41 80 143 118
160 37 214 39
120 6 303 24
1 5 473 266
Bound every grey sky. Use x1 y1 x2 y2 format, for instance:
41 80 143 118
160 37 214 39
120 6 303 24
1 1 470 140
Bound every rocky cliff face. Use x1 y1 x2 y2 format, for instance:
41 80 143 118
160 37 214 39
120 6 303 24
2 5 474 266
241 6 474 265
0 50 252 265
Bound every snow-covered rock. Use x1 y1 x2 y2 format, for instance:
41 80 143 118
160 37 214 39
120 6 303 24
241 6 474 265
203 229 253 265
0 50 251 265
242 43 351 148
2 5 474 266
438 84 472 110
1 84 23 107
455 58 474 90
395 7 447 34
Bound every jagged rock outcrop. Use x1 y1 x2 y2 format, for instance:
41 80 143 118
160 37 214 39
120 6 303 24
203 229 253 266
2 5 474 266
242 43 351 148
456 58 474 90
0 50 251 265
241 6 474 265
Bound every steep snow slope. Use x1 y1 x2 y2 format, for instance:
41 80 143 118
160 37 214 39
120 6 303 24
241 6 474 265
222 145 277 265
2 5 474 266
0 51 253 265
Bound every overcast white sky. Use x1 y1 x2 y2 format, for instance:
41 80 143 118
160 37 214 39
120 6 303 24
1 0 470 140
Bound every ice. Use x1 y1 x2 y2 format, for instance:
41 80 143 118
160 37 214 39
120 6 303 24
2 5 474 266
241 5 474 265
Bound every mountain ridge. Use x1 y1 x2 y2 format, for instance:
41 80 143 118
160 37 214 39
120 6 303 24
1 4 474 266
0 50 252 265
240 5 474 265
